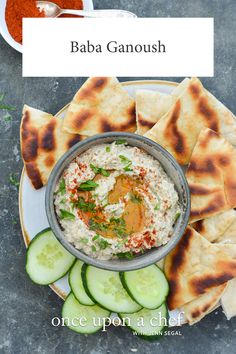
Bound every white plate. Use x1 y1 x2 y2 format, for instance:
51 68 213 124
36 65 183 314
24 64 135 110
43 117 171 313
0 0 94 53
19 79 185 326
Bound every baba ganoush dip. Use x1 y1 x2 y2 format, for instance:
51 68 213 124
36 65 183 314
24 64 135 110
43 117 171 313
54 141 180 260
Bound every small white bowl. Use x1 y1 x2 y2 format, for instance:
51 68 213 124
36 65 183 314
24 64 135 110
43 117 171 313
0 0 94 54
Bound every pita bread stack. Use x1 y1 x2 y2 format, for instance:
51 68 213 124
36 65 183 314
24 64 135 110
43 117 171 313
20 105 85 189
178 241 236 325
144 77 236 165
165 227 236 320
186 128 236 222
63 77 136 136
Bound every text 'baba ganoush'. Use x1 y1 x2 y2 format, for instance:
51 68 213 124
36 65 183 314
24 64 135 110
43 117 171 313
54 141 181 260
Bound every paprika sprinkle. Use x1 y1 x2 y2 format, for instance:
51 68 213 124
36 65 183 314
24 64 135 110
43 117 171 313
5 0 83 44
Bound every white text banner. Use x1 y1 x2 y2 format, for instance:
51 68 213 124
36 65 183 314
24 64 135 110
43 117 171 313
23 18 214 77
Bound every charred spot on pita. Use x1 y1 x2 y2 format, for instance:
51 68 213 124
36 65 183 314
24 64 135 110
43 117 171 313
74 110 92 129
167 279 179 309
193 220 205 233
92 77 108 90
22 137 38 162
41 120 56 152
191 309 201 319
198 97 219 131
189 82 201 98
25 162 43 189
101 120 114 132
168 227 192 274
44 155 55 167
190 194 226 217
218 155 230 166
191 274 232 295
138 115 154 128
166 100 186 155
67 135 83 149
189 184 211 195
188 159 216 174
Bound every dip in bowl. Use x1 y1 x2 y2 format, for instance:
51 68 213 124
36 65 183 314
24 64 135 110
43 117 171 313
46 133 190 271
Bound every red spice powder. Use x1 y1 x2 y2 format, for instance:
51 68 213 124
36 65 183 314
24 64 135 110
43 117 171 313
5 0 83 44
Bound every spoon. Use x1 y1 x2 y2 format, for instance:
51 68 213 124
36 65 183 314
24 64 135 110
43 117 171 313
36 1 137 18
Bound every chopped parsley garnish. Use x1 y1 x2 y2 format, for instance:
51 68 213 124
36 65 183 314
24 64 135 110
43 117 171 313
3 113 12 122
89 217 127 239
59 209 75 220
116 139 127 145
119 155 131 164
92 234 100 241
106 146 111 152
79 180 99 191
89 218 109 232
0 93 16 112
119 155 133 172
9 173 20 188
91 245 97 252
174 212 181 222
123 164 133 172
130 193 142 204
117 251 135 259
75 196 96 213
0 104 16 111
90 164 110 177
98 238 109 250
58 178 66 195
110 217 127 238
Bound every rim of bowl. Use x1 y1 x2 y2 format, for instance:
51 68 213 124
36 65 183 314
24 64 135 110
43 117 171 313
45 132 190 271
0 0 94 54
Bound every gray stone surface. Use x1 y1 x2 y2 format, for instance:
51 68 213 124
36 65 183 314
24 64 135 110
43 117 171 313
0 0 236 353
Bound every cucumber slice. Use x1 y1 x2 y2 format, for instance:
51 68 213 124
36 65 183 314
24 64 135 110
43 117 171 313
26 228 75 285
69 261 94 306
119 303 168 340
120 265 169 309
82 265 142 313
62 293 110 334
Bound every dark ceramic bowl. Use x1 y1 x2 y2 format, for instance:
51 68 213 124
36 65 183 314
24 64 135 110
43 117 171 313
45 132 190 271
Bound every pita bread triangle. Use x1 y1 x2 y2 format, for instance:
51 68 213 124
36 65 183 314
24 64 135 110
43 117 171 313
181 284 226 325
144 77 236 165
136 78 191 135
62 77 136 136
164 226 236 310
192 210 236 242
181 241 236 324
136 90 175 135
20 105 86 189
221 278 236 320
186 128 236 222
